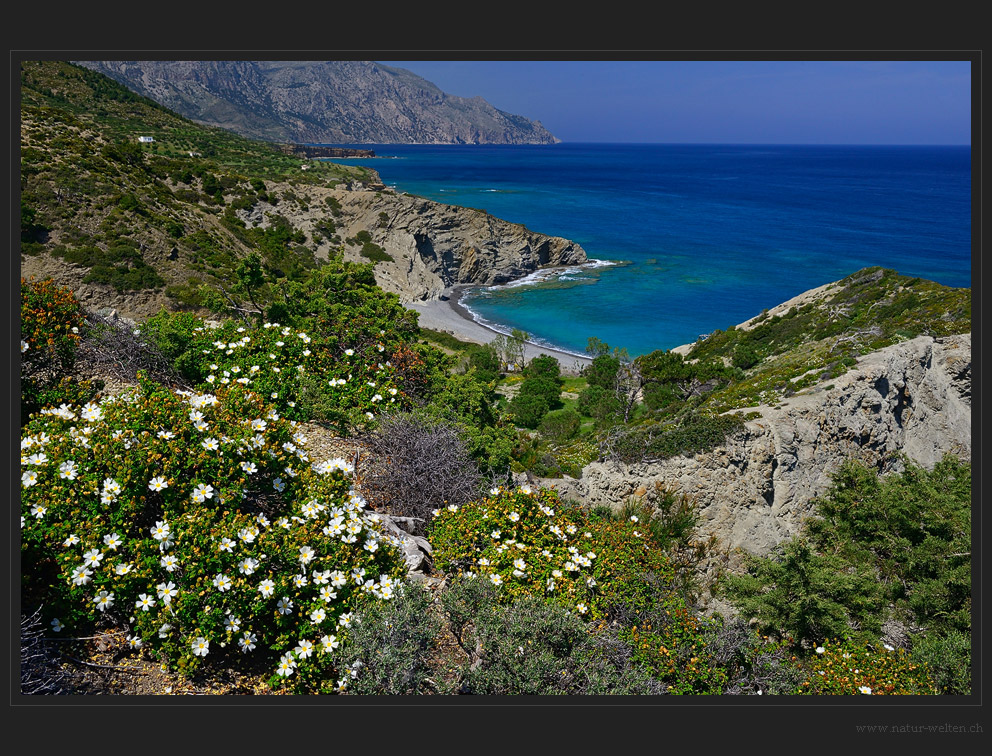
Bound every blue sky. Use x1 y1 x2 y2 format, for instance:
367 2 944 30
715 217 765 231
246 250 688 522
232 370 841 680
377 60 971 145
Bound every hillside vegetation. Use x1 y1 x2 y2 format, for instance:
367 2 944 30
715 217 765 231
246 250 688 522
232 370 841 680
19 61 970 697
21 60 376 315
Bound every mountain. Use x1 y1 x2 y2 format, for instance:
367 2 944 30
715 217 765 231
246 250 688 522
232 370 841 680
73 60 561 145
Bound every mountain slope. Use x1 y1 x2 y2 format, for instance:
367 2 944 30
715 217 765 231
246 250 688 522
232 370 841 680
19 61 581 321
74 60 561 145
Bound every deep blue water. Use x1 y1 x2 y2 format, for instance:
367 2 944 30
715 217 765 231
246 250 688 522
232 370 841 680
325 143 971 357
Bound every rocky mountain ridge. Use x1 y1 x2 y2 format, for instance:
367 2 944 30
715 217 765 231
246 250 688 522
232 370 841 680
74 60 561 145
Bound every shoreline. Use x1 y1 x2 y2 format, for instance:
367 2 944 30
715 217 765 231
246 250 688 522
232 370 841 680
406 286 592 375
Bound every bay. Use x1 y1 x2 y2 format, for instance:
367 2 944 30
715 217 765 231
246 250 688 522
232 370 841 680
326 143 971 357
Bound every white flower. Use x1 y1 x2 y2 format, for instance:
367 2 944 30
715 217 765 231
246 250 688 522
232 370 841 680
213 574 233 592
148 476 169 491
239 632 257 653
150 521 170 540
239 461 257 475
299 545 315 564
22 470 39 487
71 565 92 586
51 618 64 632
276 653 296 677
294 639 315 659
82 549 104 567
21 339 28 353
93 591 115 612
191 483 214 503
319 586 337 603
160 555 179 572
224 615 241 633
273 478 286 493
191 637 210 657
114 563 133 576
277 597 294 615
238 558 258 575
201 437 220 451
320 635 339 654
156 582 178 604
135 594 156 612
815 646 825 655
127 634 143 650
859 686 872 695
103 533 122 550
30 503 47 519
310 607 327 624
81 403 103 422
238 526 258 543
258 579 275 598
219 537 236 553
576 603 588 614
490 574 503 587
883 643 895 652
58 460 79 480
337 613 354 628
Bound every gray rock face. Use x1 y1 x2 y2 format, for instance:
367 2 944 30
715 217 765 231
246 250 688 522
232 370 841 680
545 333 971 564
239 182 587 302
74 60 561 145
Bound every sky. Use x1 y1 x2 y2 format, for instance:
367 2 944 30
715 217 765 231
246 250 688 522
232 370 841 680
377 60 972 145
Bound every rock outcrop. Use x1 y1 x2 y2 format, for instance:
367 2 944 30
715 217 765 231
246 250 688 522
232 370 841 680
543 333 971 566
238 182 587 302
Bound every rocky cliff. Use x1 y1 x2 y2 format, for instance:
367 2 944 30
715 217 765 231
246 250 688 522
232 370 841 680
74 60 561 145
236 182 587 302
543 332 971 572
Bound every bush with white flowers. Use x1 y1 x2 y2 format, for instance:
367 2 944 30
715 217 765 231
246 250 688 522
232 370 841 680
20 373 406 692
429 486 675 619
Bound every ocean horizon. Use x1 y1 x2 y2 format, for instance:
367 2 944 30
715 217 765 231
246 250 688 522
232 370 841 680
325 143 971 357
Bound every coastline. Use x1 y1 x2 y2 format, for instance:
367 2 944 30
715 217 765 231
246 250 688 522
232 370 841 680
406 286 592 375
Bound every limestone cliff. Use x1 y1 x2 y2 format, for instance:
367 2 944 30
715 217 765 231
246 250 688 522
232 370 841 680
237 182 587 302
544 333 971 568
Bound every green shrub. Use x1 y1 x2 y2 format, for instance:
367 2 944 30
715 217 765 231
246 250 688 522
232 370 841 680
359 242 393 264
20 278 93 422
798 638 936 695
439 576 663 695
538 408 581 442
720 457 971 653
331 583 443 694
132 309 412 429
429 486 675 619
731 341 760 369
910 630 971 695
20 375 407 693
508 392 548 429
467 343 501 383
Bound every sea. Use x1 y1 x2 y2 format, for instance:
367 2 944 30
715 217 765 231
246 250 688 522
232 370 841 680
324 143 972 358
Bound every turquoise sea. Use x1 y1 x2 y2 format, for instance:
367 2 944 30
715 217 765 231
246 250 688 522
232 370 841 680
326 144 971 357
